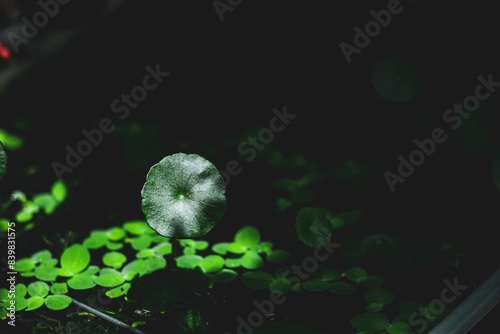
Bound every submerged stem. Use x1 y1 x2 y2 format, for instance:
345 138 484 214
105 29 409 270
70 297 147 334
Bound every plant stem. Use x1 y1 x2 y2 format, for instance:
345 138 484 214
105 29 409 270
70 297 147 334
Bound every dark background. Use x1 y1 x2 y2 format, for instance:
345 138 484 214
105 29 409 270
1 0 500 333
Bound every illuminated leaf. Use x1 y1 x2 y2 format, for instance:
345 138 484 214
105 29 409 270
141 153 227 238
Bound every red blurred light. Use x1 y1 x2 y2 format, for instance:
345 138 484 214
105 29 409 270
0 42 11 60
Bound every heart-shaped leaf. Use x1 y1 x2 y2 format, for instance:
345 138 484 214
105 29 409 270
141 153 227 238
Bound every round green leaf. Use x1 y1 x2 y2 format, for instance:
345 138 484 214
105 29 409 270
176 255 202 269
235 226 260 248
50 283 68 295
51 180 67 202
303 279 330 291
26 296 45 311
45 295 72 311
366 302 384 312
0 141 7 181
322 270 340 281
0 129 23 150
241 271 274 290
329 282 356 295
122 259 149 280
106 283 131 298
225 258 240 268
154 242 173 255
106 241 124 250
141 153 227 238
14 258 36 272
266 250 291 263
16 209 33 222
16 284 27 298
61 244 90 274
67 273 96 290
35 265 59 281
199 255 224 273
107 227 126 241
227 242 247 254
254 241 273 254
145 255 166 273
351 313 390 332
14 297 28 311
295 207 332 247
102 252 127 269
0 289 8 303
213 269 237 283
94 269 125 288
183 247 196 255
240 250 264 270
123 220 153 235
32 250 53 264
28 281 50 298
194 240 209 250
345 267 367 283
136 249 155 258
131 235 153 250
365 287 394 306
83 231 108 249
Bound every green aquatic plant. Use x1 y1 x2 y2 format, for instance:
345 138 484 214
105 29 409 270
141 153 227 238
0 180 67 233
2 152 465 333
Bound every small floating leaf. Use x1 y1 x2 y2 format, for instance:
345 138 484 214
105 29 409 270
351 313 390 332
199 255 224 273
60 244 90 275
176 255 203 270
94 268 125 287
102 252 127 269
365 287 394 306
213 269 237 283
27 281 50 298
45 295 72 311
240 250 264 270
235 226 260 248
50 283 68 295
